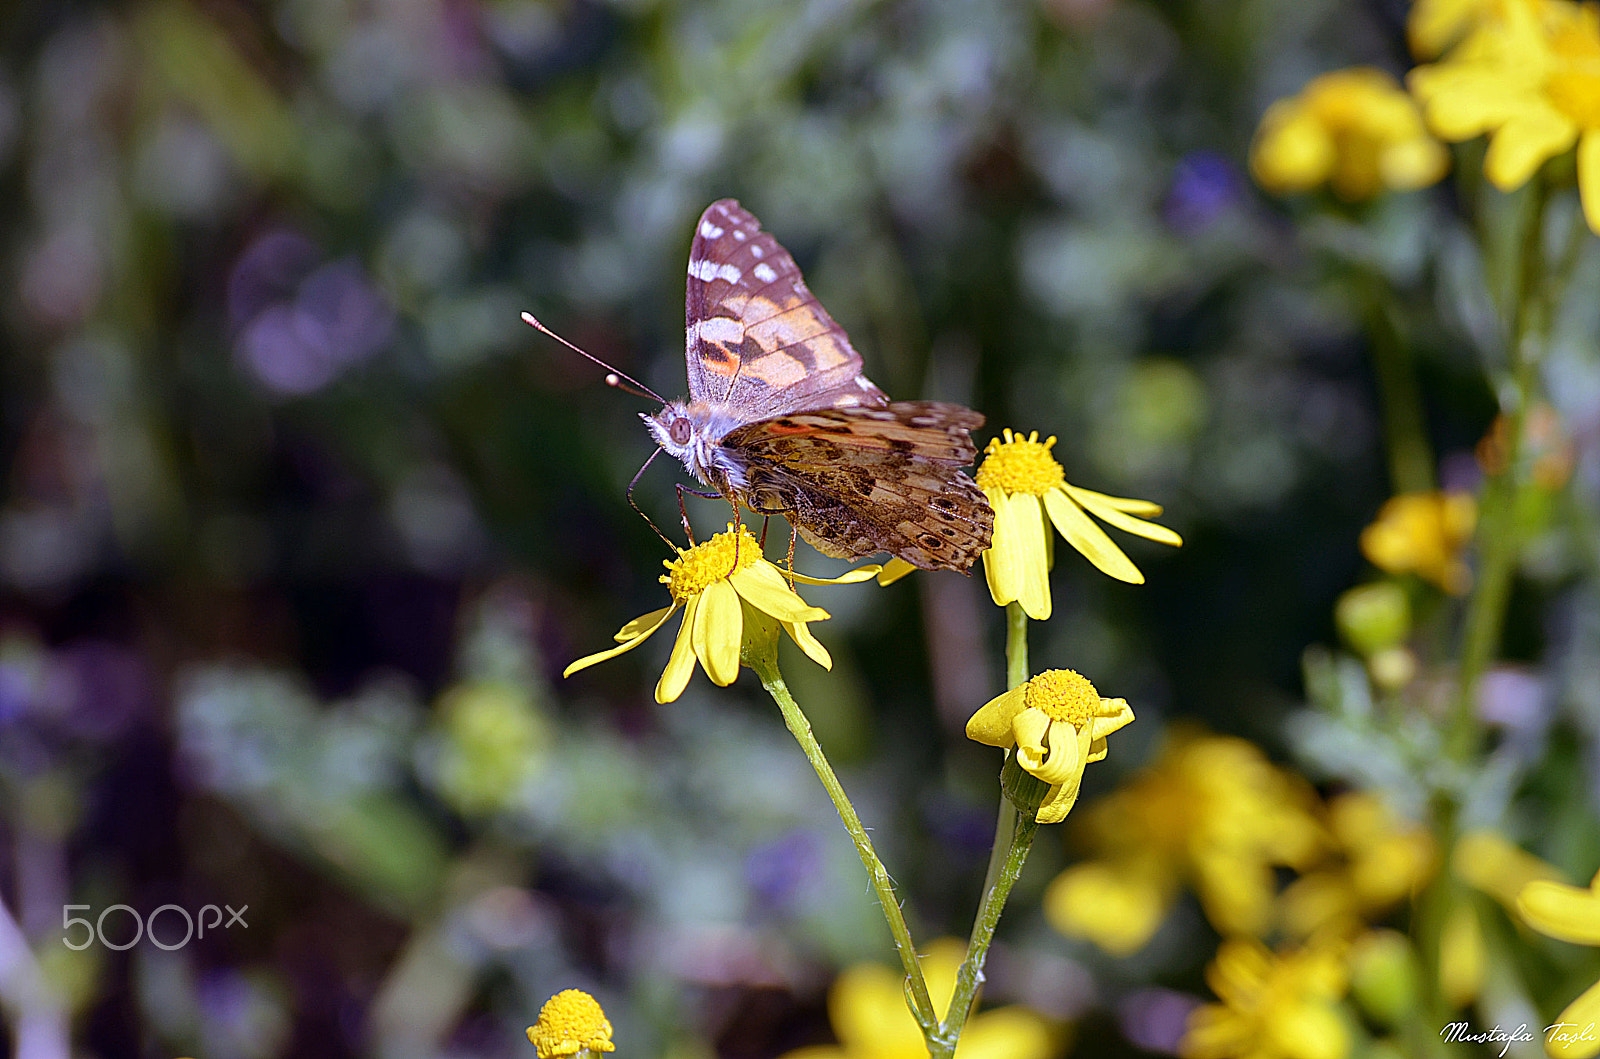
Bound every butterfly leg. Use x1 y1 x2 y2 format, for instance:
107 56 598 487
674 483 721 545
758 516 770 548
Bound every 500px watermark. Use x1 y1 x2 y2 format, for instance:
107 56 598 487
61 904 247 951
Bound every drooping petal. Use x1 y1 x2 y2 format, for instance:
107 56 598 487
790 564 884 585
783 621 833 669
982 486 1020 607
966 684 1029 747
693 578 742 686
728 561 830 623
565 604 679 677
1065 484 1184 546
1008 493 1052 620
615 606 674 642
655 596 700 703
1043 487 1144 584
1579 130 1600 236
1090 697 1138 743
1484 108 1577 190
876 557 917 585
1518 880 1600 944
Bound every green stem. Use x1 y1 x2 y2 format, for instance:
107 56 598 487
931 601 1040 1056
752 658 940 1037
1361 272 1435 495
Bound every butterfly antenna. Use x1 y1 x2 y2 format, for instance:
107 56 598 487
521 311 664 404
627 448 677 551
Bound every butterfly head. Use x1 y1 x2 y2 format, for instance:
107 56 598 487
642 400 749 493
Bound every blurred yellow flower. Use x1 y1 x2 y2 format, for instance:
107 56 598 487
967 669 1134 824
1182 938 1351 1059
564 525 876 703
1454 829 1564 907
1044 732 1322 954
1411 0 1600 232
527 989 615 1058
974 429 1180 619
1359 491 1476 594
1408 0 1503 58
1518 867 1600 1058
1278 792 1437 941
1250 68 1449 200
779 938 1056 1059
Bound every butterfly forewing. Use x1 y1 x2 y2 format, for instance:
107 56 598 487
685 200 888 419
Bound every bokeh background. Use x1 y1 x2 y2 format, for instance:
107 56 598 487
2 0 1598 1056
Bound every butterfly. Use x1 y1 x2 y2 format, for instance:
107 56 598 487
640 199 993 572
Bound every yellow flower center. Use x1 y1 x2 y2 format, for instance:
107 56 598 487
527 989 615 1058
975 429 1065 496
1024 668 1102 726
663 526 763 602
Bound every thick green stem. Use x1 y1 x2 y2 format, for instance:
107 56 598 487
931 601 1041 1056
752 658 939 1037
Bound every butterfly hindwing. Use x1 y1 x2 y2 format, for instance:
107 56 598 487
685 200 887 420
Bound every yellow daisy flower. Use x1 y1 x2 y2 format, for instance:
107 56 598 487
777 938 1056 1059
563 525 875 703
1518 867 1600 1058
1358 491 1477 594
1044 732 1323 954
974 429 1181 620
527 989 615 1058
1410 0 1600 233
966 668 1135 824
1251 68 1450 200
1181 939 1351 1059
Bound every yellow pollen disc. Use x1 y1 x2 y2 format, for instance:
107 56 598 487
528 989 615 1057
664 526 763 602
1024 668 1102 725
976 429 1065 496
1545 69 1600 127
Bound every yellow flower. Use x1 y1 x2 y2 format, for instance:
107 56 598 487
974 429 1180 620
1182 939 1351 1059
1410 0 1600 233
1044 732 1322 953
1518 867 1600 1058
1408 0 1503 58
1454 829 1565 907
563 525 876 703
527 989 615 1058
966 669 1134 824
778 938 1056 1059
1278 792 1437 941
1250 68 1450 200
1359 491 1477 594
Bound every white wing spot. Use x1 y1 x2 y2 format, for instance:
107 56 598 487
856 377 875 391
691 317 744 344
688 258 742 283
733 230 746 240
749 245 764 258
700 220 724 239
752 263 778 284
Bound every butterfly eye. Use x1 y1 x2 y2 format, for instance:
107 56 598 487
669 418 692 446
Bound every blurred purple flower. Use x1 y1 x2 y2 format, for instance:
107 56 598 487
1119 987 1201 1054
1164 151 1242 233
230 233 394 396
1477 666 1548 733
744 829 820 910
45 640 151 739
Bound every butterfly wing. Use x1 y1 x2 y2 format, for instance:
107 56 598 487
685 199 887 421
723 402 994 571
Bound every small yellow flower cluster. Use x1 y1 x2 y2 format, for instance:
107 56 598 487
1181 939 1351 1059
1250 68 1449 200
527 989 614 1058
1359 491 1477 595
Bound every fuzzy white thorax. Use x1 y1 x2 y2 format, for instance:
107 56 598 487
642 400 751 493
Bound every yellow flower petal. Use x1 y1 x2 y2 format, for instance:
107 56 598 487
1580 129 1600 234
655 596 700 703
1485 107 1577 189
615 605 674 642
875 557 917 585
966 684 1028 747
790 564 883 585
956 1006 1056 1059
783 620 833 670
1518 880 1600 944
1044 861 1170 956
982 486 1020 607
693 578 742 686
1064 484 1183 545
1007 492 1052 619
729 561 830 623
1548 978 1600 1058
565 604 679 677
1043 487 1144 584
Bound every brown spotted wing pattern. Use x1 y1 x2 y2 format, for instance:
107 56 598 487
656 199 993 572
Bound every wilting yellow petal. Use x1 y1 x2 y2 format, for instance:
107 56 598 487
565 604 679 677
1043 487 1143 584
1008 493 1052 619
694 578 742 686
729 561 830 623
1580 130 1600 235
966 685 1029 747
615 606 674 642
783 621 833 669
655 596 700 703
1519 880 1600 944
